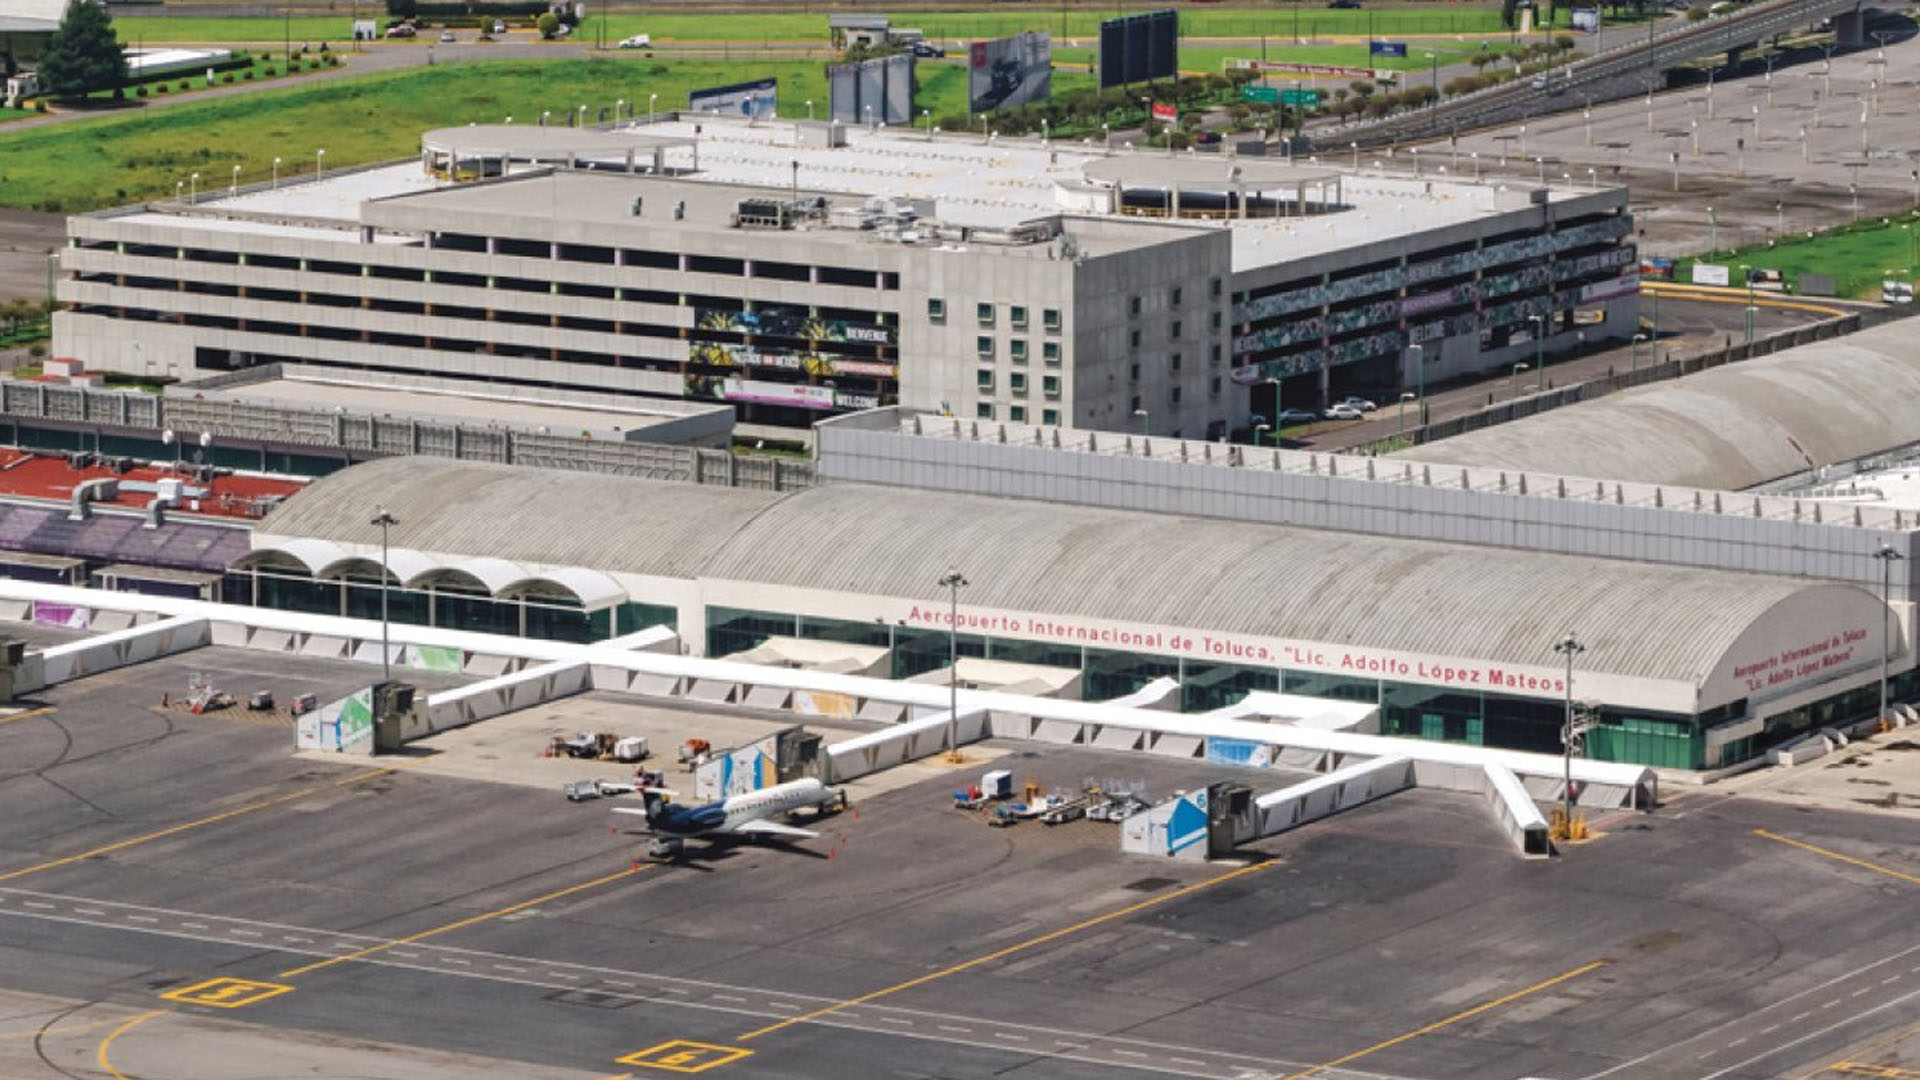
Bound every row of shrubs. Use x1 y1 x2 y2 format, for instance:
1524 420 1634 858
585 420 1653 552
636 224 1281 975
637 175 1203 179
11 51 340 109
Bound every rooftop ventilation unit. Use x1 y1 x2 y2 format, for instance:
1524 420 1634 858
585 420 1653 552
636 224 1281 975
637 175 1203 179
733 198 791 229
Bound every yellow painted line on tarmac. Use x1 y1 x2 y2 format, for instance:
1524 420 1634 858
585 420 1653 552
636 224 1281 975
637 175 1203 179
0 706 54 729
277 862 652 978
736 858 1274 1041
1276 960 1611 1080
0 768 395 884
1641 282 1850 317
1755 828 1920 889
95 1009 161 1080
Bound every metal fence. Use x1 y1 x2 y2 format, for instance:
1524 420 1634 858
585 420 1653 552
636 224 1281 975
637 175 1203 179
0 383 814 491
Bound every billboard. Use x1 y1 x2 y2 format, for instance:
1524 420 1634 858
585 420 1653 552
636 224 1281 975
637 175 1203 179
828 53 913 126
1368 40 1407 57
1099 9 1177 89
1570 8 1600 31
688 77 778 119
968 32 1052 112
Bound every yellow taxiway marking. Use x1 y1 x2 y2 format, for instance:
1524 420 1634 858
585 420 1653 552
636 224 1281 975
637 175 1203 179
0 706 54 729
616 1040 753 1073
159 976 295 1009
0 768 395 884
735 859 1274 1042
1756 829 1920 889
95 1009 161 1080
1831 1064 1920 1078
277 863 651 978
1276 959 1611 1080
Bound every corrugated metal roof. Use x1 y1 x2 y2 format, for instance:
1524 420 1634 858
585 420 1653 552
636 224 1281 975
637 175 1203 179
259 457 1859 685
1402 321 1920 490
257 457 786 579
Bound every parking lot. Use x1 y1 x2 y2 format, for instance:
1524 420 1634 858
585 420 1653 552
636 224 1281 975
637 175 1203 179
5 638 1920 1079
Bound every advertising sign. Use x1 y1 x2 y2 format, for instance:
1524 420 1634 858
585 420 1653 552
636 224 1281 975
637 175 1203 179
694 306 895 347
1151 101 1176 122
1099 9 1177 89
968 32 1052 112
688 77 778 119
1570 8 1600 31
1369 40 1408 57
686 375 837 410
829 53 913 125
1230 58 1390 80
1691 263 1730 287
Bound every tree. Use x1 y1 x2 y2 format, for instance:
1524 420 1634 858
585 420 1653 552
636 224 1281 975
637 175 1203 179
1501 0 1521 28
36 0 127 101
536 11 560 38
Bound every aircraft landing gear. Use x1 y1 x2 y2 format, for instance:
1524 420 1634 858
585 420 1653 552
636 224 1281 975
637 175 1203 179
646 837 683 861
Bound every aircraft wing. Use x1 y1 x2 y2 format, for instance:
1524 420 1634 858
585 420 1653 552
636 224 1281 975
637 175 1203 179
732 819 818 840
611 807 651 817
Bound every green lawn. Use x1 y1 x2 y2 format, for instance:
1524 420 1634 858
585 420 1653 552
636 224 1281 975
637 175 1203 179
0 58 836 212
114 6 1538 46
1676 215 1920 301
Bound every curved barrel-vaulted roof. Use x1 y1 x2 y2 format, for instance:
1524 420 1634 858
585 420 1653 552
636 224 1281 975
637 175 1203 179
258 457 1890 692
1402 320 1920 491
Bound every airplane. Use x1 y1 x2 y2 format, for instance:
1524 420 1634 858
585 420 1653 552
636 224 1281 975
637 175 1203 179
612 776 847 861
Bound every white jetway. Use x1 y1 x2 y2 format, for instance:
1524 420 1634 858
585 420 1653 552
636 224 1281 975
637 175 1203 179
15 615 210 694
823 708 989 784
0 583 1657 818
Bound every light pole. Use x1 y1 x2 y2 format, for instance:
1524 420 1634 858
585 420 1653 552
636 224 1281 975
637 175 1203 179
1409 342 1426 425
1265 377 1281 436
1631 332 1647 372
1397 392 1415 436
1511 362 1528 399
650 93 659 123
1471 150 1480 180
372 508 397 682
1705 205 1716 256
189 171 200 203
1553 633 1585 843
938 567 968 761
1740 263 1755 346
1132 408 1149 437
272 156 282 189
1876 543 1904 728
615 98 624 122
1528 313 1545 391
315 148 326 180
230 164 240 195
1254 422 1273 446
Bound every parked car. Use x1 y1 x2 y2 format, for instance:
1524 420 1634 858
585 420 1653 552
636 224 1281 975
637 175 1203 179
384 23 416 37
1327 0 1362 8
1193 130 1223 145
618 33 652 48
490 19 506 32
439 29 455 42
1335 395 1378 413
1276 408 1319 426
908 40 945 58
1324 403 1366 420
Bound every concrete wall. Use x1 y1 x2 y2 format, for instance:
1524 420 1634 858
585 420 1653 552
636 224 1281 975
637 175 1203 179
16 614 210 693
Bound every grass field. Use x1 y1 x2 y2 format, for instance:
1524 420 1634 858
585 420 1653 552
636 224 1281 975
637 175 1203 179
112 6 1555 45
1676 215 1920 300
0 59 834 211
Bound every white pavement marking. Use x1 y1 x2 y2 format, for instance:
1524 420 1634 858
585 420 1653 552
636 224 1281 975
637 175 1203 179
0 884 1423 1080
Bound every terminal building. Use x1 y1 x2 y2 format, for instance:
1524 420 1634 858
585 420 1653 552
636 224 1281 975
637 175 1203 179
54 117 1637 440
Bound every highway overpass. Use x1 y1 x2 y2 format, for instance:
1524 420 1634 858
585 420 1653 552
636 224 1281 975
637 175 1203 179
1308 0 1883 149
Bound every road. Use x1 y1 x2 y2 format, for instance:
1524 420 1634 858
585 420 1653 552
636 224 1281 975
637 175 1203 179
1297 283 1862 450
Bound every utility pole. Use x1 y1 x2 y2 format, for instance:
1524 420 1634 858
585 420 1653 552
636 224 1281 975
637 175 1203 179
1554 633 1585 845
372 508 398 682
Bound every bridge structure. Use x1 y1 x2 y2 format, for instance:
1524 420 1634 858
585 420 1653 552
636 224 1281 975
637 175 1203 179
1310 0 1881 149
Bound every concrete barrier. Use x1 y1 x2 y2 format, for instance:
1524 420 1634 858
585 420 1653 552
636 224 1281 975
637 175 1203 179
18 615 210 694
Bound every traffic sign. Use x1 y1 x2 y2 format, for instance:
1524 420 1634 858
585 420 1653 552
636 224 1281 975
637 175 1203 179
1281 88 1321 107
1240 85 1279 104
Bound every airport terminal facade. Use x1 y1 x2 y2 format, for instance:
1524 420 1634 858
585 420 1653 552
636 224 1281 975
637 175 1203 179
54 119 1637 439
209 453 1905 774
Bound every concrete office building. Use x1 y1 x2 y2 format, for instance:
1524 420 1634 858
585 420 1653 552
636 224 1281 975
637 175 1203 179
55 117 1637 438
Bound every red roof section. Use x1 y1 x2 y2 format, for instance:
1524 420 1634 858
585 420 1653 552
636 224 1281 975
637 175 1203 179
0 450 308 521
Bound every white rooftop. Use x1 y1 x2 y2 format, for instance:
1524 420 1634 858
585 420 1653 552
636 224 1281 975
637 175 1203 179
102 119 1598 274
